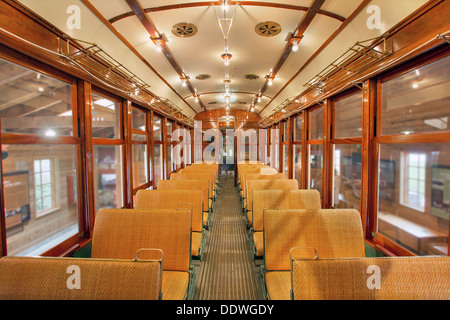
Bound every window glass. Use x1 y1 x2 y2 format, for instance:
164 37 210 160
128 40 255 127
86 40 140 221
0 58 73 136
293 145 302 186
154 144 163 186
166 144 173 174
332 144 362 210
377 143 449 255
93 145 123 212
283 144 289 178
131 107 146 131
309 144 323 197
283 121 289 142
381 55 450 136
167 122 172 142
153 115 162 141
3 144 79 256
294 115 302 141
91 93 120 139
132 144 148 188
334 92 363 138
309 107 324 140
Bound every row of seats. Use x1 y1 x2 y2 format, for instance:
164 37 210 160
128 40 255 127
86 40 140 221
236 162 450 300
0 161 219 300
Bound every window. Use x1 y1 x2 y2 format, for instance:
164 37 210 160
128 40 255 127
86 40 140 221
92 91 124 211
381 54 450 136
131 106 149 190
308 107 324 199
331 90 363 210
376 52 450 256
34 158 57 216
401 152 426 211
153 114 163 186
0 57 80 257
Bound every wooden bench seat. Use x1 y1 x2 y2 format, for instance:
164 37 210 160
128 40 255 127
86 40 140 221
157 179 211 229
134 190 205 260
91 208 195 300
261 208 365 300
251 189 321 258
240 172 285 209
290 250 450 300
171 172 216 205
245 179 299 222
0 252 163 300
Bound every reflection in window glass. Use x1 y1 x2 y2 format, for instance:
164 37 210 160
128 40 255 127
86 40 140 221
283 145 289 178
270 127 279 170
309 144 323 197
294 116 302 141
294 145 302 186
332 144 362 210
167 122 172 142
132 144 148 188
131 107 146 131
381 55 450 136
34 158 55 215
154 144 163 186
309 107 324 140
92 93 120 139
3 145 79 256
0 58 73 136
283 121 289 142
334 92 362 138
377 144 449 255
153 115 162 141
401 152 426 211
167 144 173 174
93 145 123 212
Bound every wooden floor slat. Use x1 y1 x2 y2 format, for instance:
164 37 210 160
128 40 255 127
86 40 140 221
194 173 261 300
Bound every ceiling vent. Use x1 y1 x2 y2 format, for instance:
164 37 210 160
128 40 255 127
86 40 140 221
195 74 211 80
172 22 198 38
255 21 281 37
244 74 260 80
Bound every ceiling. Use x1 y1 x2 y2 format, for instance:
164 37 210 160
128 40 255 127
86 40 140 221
17 0 429 121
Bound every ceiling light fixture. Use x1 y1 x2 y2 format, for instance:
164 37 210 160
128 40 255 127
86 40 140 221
221 53 232 66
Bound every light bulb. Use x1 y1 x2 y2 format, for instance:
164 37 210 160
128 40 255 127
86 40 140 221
268 78 273 86
292 43 299 52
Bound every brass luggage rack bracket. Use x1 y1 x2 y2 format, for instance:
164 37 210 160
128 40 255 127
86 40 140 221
304 37 393 93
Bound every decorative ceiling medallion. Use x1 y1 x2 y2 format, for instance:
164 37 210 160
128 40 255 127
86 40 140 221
255 21 281 37
172 22 198 38
195 74 211 80
244 74 260 80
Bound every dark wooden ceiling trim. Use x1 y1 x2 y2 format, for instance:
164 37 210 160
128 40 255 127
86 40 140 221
258 0 371 115
108 1 346 24
80 0 199 115
125 0 206 111
252 0 325 107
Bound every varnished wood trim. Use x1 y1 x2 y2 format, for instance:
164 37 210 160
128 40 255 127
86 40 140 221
108 1 346 24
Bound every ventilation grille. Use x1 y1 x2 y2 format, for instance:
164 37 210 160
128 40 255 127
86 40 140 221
244 74 260 80
255 21 281 37
172 22 198 37
196 74 211 80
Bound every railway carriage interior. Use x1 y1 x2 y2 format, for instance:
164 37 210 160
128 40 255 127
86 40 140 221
0 0 449 303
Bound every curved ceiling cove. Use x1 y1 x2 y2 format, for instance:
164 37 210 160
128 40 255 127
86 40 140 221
18 0 429 124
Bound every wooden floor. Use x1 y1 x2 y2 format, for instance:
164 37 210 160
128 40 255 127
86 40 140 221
193 173 261 300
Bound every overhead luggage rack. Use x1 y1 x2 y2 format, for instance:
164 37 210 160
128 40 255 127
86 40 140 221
64 38 150 94
62 38 193 126
304 36 393 93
